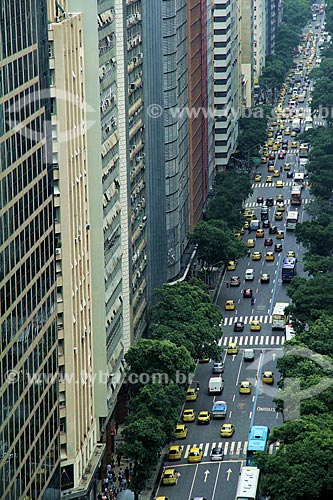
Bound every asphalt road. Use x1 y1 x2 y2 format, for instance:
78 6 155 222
154 11 325 500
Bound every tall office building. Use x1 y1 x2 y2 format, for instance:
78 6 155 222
0 1 60 499
187 0 210 230
206 0 215 189
266 0 277 55
67 0 147 441
47 1 105 496
213 0 240 169
162 0 190 280
253 0 266 84
240 0 254 107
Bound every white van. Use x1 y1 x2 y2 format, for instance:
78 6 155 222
245 269 254 281
208 377 224 395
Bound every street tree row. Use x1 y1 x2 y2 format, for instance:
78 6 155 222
119 279 222 497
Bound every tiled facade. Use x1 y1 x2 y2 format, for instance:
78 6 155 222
0 1 60 498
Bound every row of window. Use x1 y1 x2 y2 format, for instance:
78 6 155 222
0 235 54 317
0 390 58 498
0 0 38 60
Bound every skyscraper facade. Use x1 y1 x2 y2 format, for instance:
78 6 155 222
213 0 240 169
0 1 60 498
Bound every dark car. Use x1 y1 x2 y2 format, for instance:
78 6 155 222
234 321 245 332
275 243 283 252
287 171 294 178
267 160 275 167
269 225 277 234
243 288 253 298
210 446 223 461
263 220 270 228
282 143 288 150
278 151 285 159
266 197 274 206
264 237 273 246
257 196 264 204
230 276 241 287
269 153 276 160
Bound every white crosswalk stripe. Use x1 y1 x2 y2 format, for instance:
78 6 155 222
182 441 278 458
245 197 311 208
223 315 272 326
221 335 285 346
250 181 294 189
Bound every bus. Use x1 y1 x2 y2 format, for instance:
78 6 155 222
235 466 260 500
282 257 297 283
272 302 289 329
285 324 296 341
291 185 302 205
286 210 299 229
246 426 270 465
293 172 305 188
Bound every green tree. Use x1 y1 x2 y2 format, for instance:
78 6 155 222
303 254 333 275
188 219 247 265
124 338 195 390
287 274 333 324
295 215 333 255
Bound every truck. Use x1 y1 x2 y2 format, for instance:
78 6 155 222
208 377 224 395
250 219 260 231
211 400 227 419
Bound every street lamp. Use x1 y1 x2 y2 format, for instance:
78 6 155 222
245 143 262 170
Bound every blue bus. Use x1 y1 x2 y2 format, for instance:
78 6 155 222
246 425 269 465
282 257 297 283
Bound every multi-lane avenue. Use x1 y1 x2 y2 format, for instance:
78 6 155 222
154 8 325 500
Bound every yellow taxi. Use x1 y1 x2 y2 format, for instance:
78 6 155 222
273 169 280 177
220 423 235 437
225 300 235 311
234 232 242 240
243 221 250 230
256 229 264 238
174 424 188 439
263 147 269 156
276 202 285 211
246 213 256 222
260 273 270 283
250 319 261 331
261 156 267 163
262 371 274 384
239 227 245 235
182 409 196 422
276 194 284 202
290 131 297 137
267 131 273 138
272 144 278 151
197 411 211 424
291 141 298 148
276 230 284 239
268 164 275 172
284 163 291 170
254 174 262 182
284 128 291 135
246 238 255 248
275 211 283 221
252 251 262 261
239 381 252 394
266 251 275 261
287 250 296 258
271 120 277 126
168 445 183 460
199 356 210 363
162 469 179 485
186 388 198 401
155 497 170 500
276 180 283 188
279 123 285 131
227 343 238 355
227 260 237 271
267 138 274 146
188 447 203 463
266 176 273 183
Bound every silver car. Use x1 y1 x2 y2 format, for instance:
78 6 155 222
210 446 224 461
212 362 224 374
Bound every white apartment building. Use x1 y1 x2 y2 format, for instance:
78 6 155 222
213 0 240 169
47 1 105 496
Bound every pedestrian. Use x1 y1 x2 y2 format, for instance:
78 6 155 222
118 473 123 487
111 458 115 468
226 281 229 288
121 478 127 490
125 467 130 481
107 464 111 473
107 472 113 481
116 453 121 467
